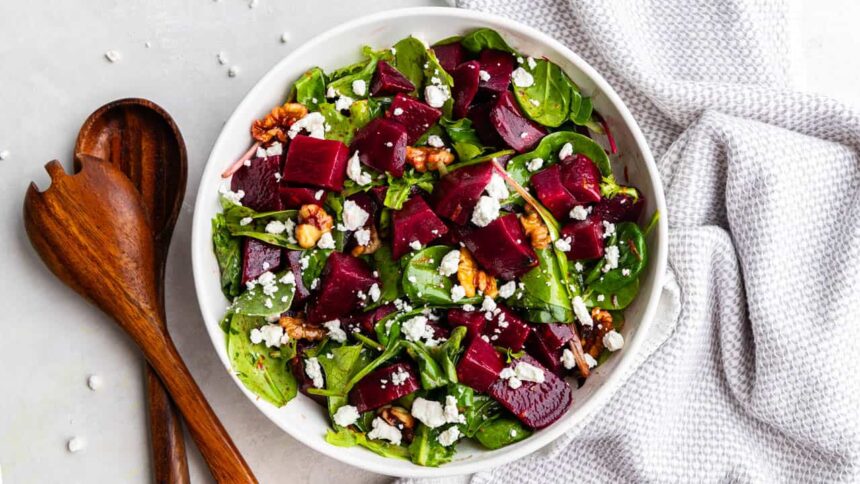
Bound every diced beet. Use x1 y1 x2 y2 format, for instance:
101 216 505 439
285 250 311 304
349 363 420 412
593 192 645 224
460 214 538 280
290 352 326 406
467 102 504 147
231 155 283 212
528 324 575 375
241 238 282 286
385 94 442 145
482 305 531 351
536 323 575 350
456 336 505 392
560 218 605 260
559 154 601 203
530 165 578 220
369 185 388 205
306 252 379 324
478 49 514 93
431 43 466 74
391 195 448 259
527 334 565 376
282 135 349 191
348 192 379 224
452 61 481 119
370 60 415 97
427 321 450 341
488 355 573 429
436 221 462 247
350 118 408 177
352 304 396 335
432 162 493 225
279 186 325 209
446 309 486 337
490 91 546 153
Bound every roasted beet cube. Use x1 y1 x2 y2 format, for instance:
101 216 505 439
241 238 282 286
370 60 415 96
594 192 645 224
306 252 379 324
456 336 505 392
452 61 481 119
490 91 546 153
527 334 565 376
530 165 578 220
285 250 311 304
432 162 493 225
391 195 448 259
231 154 283 212
460 213 538 280
478 49 514 93
385 94 442 145
431 42 466 74
560 218 604 260
350 118 408 177
279 186 325 209
488 355 573 429
559 154 601 203
467 102 504 147
528 324 575 375
282 135 349 191
482 305 531 351
349 363 420 412
352 304 396 335
446 309 486 337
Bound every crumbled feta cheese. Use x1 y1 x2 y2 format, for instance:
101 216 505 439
424 84 451 108
227 66 240 78
584 353 598 368
326 86 337 99
87 375 103 391
265 141 283 157
351 79 367 96
239 217 253 226
368 283 381 302
279 273 296 285
602 245 620 272
367 417 402 445
288 112 326 139
67 437 86 453
323 319 347 343
485 173 510 200
570 205 590 220
346 151 372 186
426 135 445 148
250 324 287 348
603 330 624 351
558 142 574 161
471 196 500 227
511 67 535 88
265 220 286 234
219 183 245 205
402 315 432 343
411 397 447 428
443 395 465 424
554 237 572 252
450 284 466 302
527 56 537 69
393 107 404 116
596 294 605 302
391 368 410 386
478 70 491 81
335 95 355 111
498 281 517 299
104 50 121 63
409 240 422 251
526 157 544 172
332 405 360 427
572 296 593 326
342 200 370 231
355 228 371 246
317 231 336 249
561 349 576 370
574 262 584 272
530 99 540 106
622 268 631 276
437 426 462 446
602 221 616 238
514 362 545 384
481 296 497 313
305 357 324 388
438 250 461 277
314 189 324 200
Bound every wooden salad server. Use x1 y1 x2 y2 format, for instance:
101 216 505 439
75 98 189 483
23 155 257 483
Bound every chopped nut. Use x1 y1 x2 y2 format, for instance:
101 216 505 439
405 146 455 173
457 248 498 298
295 204 334 248
519 205 550 250
251 102 309 143
379 405 415 442
279 313 326 341
350 224 382 257
581 308 613 358
295 224 322 249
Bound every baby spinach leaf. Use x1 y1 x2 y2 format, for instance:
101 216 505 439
572 96 594 125
513 248 573 323
299 249 331 291
318 345 373 423
422 49 454 118
402 246 481 306
431 326 468 383
584 278 640 310
402 340 448 390
392 36 427 95
226 313 298 407
369 246 403 306
325 427 410 460
439 117 486 161
212 214 243 298
461 393 502 438
432 35 463 47
383 170 436 210
221 200 302 250
447 149 516 172
328 46 392 98
409 424 455 467
587 222 647 293
474 417 532 450
295 67 327 111
461 28 515 54
319 99 382 144
230 270 296 318
344 335 404 392
513 58 572 128
506 131 612 195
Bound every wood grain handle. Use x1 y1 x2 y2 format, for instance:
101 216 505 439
146 365 190 484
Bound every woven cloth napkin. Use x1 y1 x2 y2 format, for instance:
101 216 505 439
400 0 860 482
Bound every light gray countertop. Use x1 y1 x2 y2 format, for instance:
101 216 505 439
1 1 857 482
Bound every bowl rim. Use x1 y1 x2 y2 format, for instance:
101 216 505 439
191 5 667 478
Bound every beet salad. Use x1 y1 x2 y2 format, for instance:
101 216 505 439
212 28 657 466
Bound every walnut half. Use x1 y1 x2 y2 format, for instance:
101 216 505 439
405 146 455 173
379 406 415 443
581 308 614 358
295 204 334 249
457 248 498 298
251 102 309 143
519 205 550 250
279 313 326 341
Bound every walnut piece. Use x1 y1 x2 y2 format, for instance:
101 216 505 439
279 313 326 341
581 308 614 358
405 146 455 173
350 224 382 257
519 205 550 250
295 204 334 249
457 248 498 298
379 405 415 442
251 102 308 143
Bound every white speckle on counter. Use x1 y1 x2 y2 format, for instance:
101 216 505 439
67 437 85 453
248 0 258 8
86 375 103 391
227 66 240 78
0 150 9 160
216 51 228 65
280 32 290 44
104 50 121 63
144 41 151 48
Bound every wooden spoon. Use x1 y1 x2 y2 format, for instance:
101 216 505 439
75 98 189 483
23 155 257 483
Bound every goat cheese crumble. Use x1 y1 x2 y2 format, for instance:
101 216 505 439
603 330 624 351
367 417 402 445
511 67 535 88
572 296 593 326
323 320 347 343
471 196 500 227
347 151 372 186
332 405 360 427
342 200 370 231
558 142 574 160
317 231 336 249
438 250 461 276
485 173 510 200
305 357 324 388
526 157 544 172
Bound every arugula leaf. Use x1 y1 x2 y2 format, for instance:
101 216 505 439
402 246 481 306
422 49 454 118
383 170 436 210
408 424 455 467
506 131 612 195
513 58 572 128
221 198 302 250
230 270 296 318
586 222 647 293
439 117 485 161
318 345 372 423
319 99 382 144
295 67 327 111
392 36 427 95
513 248 573 323
226 313 298 407
461 28 515 54
325 427 410 460
402 340 448 390
327 46 391 98
431 326 467 382
212 214 242 298
474 417 531 450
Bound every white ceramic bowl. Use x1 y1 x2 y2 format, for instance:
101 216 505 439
192 6 667 478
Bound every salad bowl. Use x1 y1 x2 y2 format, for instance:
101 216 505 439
191 6 667 478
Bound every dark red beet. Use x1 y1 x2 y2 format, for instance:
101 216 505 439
231 155 283 212
241 238 282 286
431 43 466 74
467 102 505 147
306 252 379 324
478 49 514 93
593 192 645 224
427 321 450 341
530 165 578 220
482 305 531 351
489 91 546 153
352 304 397 335
279 186 325 208
452 61 481 119
456 335 505 392
446 309 486 337
528 334 564 376
385 94 442 145
528 324 575 375
460 214 538 280
432 162 493 225
391 195 448 259
282 135 349 191
285 250 311 304
290 353 326 406
350 118 408 177
370 60 415 96
560 218 605 260
560 155 601 203
349 363 420 413
488 355 573 429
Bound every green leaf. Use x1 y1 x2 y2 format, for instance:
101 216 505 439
295 67 327 111
584 278 640 310
422 49 454 118
447 149 516 173
318 345 373 423
230 269 296 318
368 246 403 307
587 222 648 293
572 96 594 125
402 340 448 390
431 326 468 382
299 249 331 291
474 417 532 450
513 248 573 323
325 428 410 460
212 214 242 298
439 117 486 161
383 170 436 210
461 393 502 438
461 28 515 54
432 35 463 47
327 47 390 98
402 246 481 306
408 424 455 467
226 313 298 407
319 99 383 144
221 198 302 250
513 58 572 128
392 36 427 95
